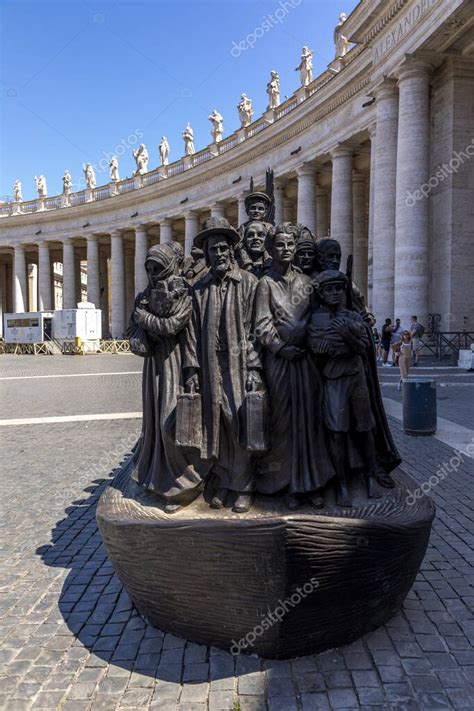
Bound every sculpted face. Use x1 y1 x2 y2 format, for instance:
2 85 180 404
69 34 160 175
207 235 232 277
320 282 345 309
295 247 317 274
272 233 296 267
247 201 267 221
245 222 266 258
146 260 166 288
319 243 341 271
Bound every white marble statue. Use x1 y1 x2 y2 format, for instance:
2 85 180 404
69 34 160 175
266 70 280 109
334 12 350 59
13 180 22 203
109 156 120 182
295 46 313 87
183 123 195 156
159 136 170 166
35 175 47 199
237 94 253 128
133 144 149 175
62 170 73 195
83 163 96 190
209 110 224 144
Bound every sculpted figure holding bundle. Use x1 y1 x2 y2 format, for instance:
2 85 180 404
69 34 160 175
126 243 209 513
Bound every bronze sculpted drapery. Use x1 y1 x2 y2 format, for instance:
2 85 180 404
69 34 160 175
126 214 400 514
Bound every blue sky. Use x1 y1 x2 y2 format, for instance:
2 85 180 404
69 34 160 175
1 0 358 200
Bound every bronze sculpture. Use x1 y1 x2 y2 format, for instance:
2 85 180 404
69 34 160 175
97 202 433 661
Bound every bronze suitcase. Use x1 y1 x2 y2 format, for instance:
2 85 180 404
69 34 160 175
176 391 202 451
243 390 269 453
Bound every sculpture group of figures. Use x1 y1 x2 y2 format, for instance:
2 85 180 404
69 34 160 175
127 176 401 516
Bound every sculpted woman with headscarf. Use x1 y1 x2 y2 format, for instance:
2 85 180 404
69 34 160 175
127 242 210 513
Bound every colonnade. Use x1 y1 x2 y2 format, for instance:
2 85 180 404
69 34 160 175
0 57 438 337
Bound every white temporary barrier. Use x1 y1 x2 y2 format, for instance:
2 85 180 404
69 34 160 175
3 311 54 343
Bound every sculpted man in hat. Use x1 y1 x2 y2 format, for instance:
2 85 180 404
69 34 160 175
254 223 335 509
182 217 264 513
127 243 210 513
238 191 273 238
308 270 379 507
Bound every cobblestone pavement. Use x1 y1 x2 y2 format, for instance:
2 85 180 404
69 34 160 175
0 355 474 710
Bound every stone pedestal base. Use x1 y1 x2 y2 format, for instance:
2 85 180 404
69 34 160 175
97 463 434 659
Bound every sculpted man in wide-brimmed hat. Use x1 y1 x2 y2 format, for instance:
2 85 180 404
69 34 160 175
182 217 265 513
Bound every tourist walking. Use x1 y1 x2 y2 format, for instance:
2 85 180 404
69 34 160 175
410 315 425 366
391 318 403 366
373 327 382 362
397 331 413 390
381 318 393 367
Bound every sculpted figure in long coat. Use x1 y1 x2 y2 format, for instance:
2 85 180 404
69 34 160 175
127 242 210 513
254 223 335 509
183 217 264 513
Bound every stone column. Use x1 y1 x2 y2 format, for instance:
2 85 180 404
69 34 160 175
237 195 247 227
274 180 285 225
13 245 27 313
28 263 38 312
394 59 431 325
367 126 377 311
75 256 83 306
124 246 135 318
134 226 148 293
0 262 5 337
99 251 110 337
283 196 293 223
330 146 353 266
159 218 173 243
62 239 76 309
86 235 100 309
184 211 199 255
372 79 399 323
110 230 125 338
352 172 368 299
296 166 317 234
38 241 52 311
211 203 226 219
316 185 329 238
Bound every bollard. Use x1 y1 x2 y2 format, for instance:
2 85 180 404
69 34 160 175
402 378 437 436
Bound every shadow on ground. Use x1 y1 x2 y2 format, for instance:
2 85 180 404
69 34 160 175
35 462 242 685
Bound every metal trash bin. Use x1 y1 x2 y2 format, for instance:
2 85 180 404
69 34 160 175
402 377 437 436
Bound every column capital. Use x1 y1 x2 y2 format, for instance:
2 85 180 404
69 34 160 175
135 224 150 236
85 233 99 242
396 54 433 83
296 164 317 178
62 238 74 246
159 217 171 226
372 76 398 100
368 124 377 139
330 145 354 160
110 229 124 239
184 209 200 219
